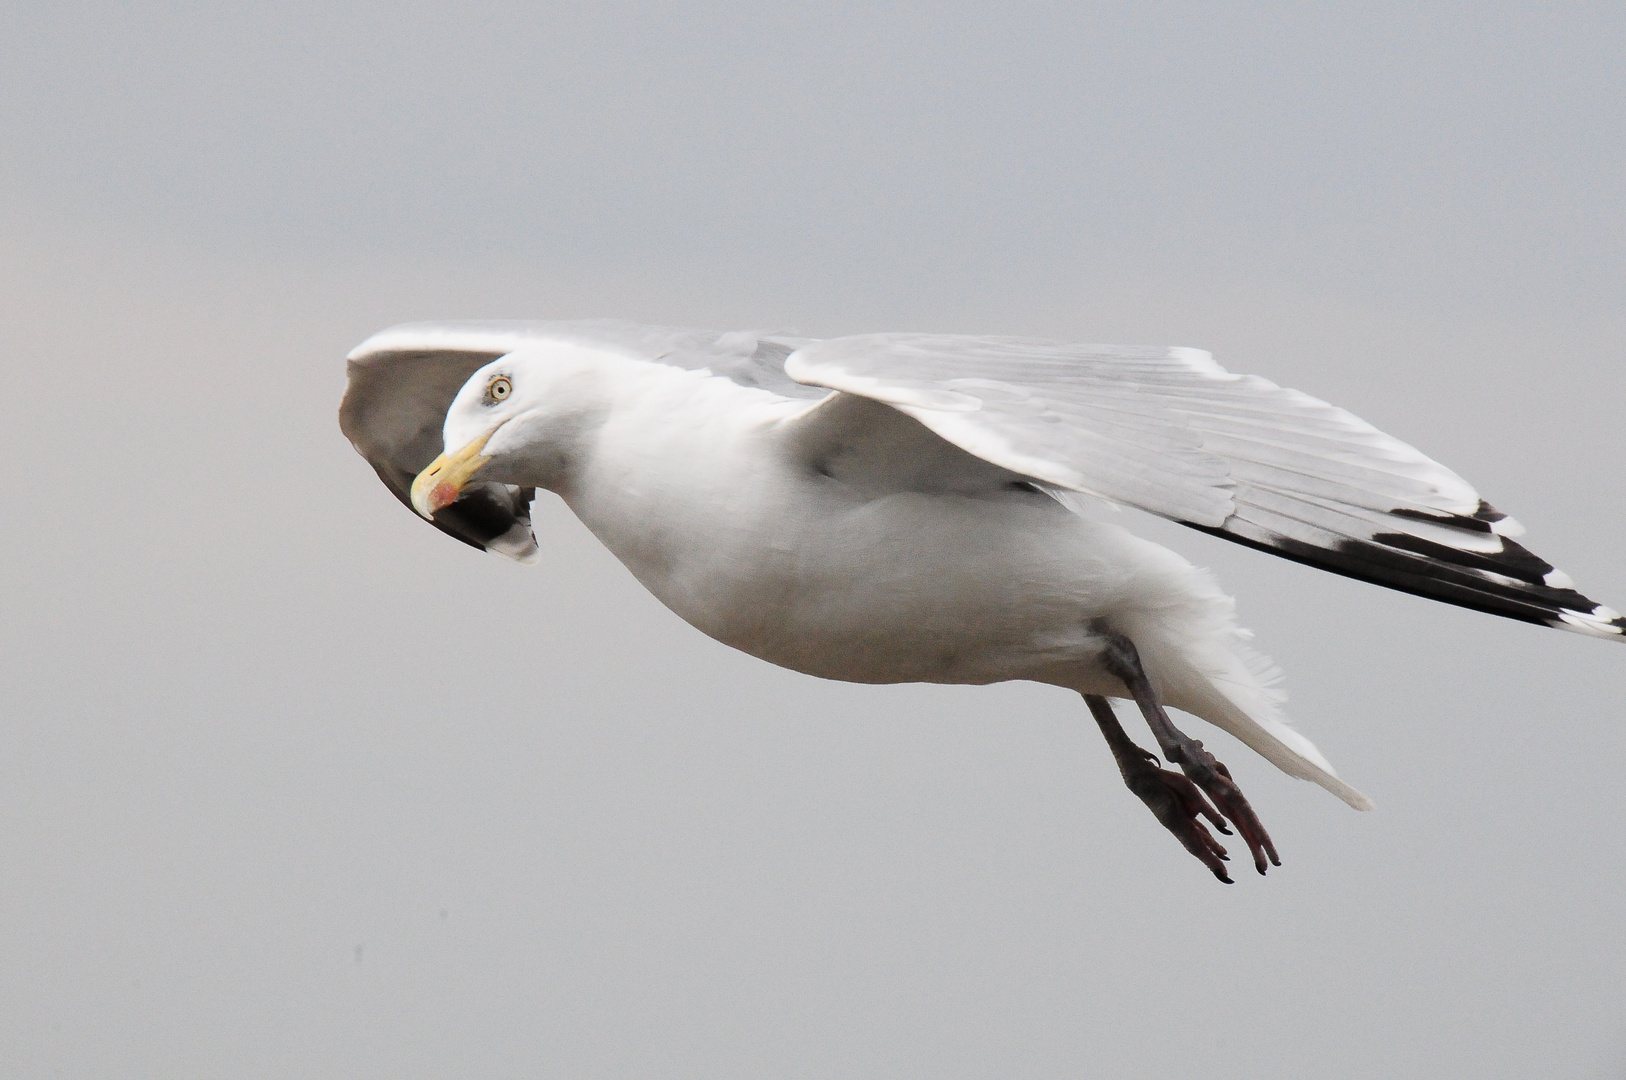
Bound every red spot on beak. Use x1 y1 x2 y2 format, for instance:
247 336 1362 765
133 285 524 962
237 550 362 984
430 482 460 513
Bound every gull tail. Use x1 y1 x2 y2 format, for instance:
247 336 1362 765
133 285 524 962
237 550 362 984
1152 636 1373 810
1110 570 1373 811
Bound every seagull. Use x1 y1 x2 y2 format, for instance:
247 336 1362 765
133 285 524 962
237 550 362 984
340 320 1623 882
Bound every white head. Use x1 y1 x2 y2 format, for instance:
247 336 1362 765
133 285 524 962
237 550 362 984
409 344 610 518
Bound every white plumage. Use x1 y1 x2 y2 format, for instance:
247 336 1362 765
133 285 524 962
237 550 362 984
339 320 1622 877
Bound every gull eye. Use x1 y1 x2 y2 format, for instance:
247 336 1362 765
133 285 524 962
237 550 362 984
488 376 512 402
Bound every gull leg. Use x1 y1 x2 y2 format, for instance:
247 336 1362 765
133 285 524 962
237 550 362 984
1084 694 1235 883
1097 630 1281 876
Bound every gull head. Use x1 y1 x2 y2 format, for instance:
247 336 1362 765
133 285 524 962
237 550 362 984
410 346 602 519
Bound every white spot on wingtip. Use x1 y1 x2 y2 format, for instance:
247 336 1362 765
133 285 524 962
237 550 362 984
1490 515 1525 538
1555 609 1626 637
1543 568 1575 589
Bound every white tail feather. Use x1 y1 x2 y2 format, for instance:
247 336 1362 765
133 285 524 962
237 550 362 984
1107 564 1374 811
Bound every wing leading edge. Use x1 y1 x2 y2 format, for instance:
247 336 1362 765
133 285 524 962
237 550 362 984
340 320 828 560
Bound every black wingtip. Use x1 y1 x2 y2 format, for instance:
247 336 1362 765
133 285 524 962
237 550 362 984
1183 517 1626 643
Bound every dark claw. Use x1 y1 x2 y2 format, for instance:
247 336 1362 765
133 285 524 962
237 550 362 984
1082 686 1271 884
1172 742 1280 875
1121 754 1235 883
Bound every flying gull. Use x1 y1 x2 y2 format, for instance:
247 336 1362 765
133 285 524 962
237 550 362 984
340 320 1622 882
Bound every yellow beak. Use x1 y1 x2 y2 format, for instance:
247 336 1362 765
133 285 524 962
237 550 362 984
410 433 493 519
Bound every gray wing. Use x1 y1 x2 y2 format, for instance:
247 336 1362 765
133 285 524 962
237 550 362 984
786 333 1625 639
340 320 829 559
340 335 539 561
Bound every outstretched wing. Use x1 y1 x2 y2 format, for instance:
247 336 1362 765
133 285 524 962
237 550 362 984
786 333 1625 640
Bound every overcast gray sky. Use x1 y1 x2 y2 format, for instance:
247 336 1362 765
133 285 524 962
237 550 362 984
2 4 1624 1077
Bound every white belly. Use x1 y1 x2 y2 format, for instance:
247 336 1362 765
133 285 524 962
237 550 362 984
569 468 1159 686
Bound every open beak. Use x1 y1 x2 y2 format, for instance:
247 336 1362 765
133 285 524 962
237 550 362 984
410 432 493 519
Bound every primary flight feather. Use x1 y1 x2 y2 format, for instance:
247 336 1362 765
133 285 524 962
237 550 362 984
340 319 1622 882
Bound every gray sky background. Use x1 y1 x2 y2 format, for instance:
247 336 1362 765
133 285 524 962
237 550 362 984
2 4 1624 1077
